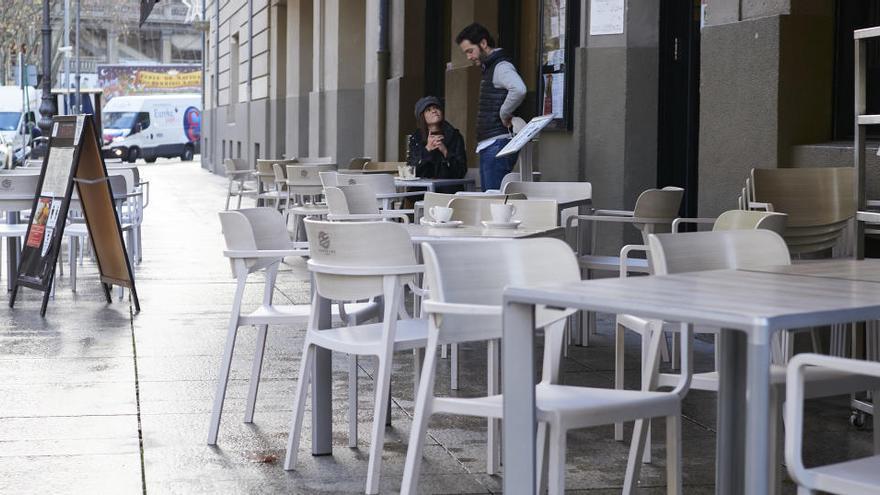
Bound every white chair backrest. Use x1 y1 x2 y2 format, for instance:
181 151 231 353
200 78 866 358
335 173 396 195
447 197 503 226
647 229 791 276
287 164 337 198
218 207 291 274
509 199 558 229
296 156 335 164
224 158 250 174
0 173 39 211
499 172 520 192
422 238 578 370
319 170 338 187
304 218 416 301
325 184 380 215
502 181 592 204
713 210 788 236
422 192 456 222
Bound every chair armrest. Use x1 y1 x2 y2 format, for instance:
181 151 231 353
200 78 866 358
327 212 410 223
672 217 716 232
223 248 309 259
422 300 502 316
619 244 649 278
784 354 880 490
307 260 424 276
592 209 635 217
137 181 150 208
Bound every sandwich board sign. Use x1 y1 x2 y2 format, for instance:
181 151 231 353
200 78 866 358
10 114 140 316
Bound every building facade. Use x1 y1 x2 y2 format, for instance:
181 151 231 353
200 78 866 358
202 0 878 250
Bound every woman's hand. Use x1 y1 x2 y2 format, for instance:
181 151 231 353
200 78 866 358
426 134 447 157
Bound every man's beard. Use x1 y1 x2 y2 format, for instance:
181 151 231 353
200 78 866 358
478 50 489 64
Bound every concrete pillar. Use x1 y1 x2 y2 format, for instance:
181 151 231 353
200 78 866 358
309 0 365 165
445 2 498 172
697 0 833 216
161 30 172 63
286 0 312 158
384 0 426 160
107 29 119 64
583 0 660 252
269 0 287 159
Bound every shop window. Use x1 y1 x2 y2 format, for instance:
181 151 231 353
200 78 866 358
833 0 880 139
536 0 579 131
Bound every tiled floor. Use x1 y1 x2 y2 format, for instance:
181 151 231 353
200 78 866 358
0 158 873 494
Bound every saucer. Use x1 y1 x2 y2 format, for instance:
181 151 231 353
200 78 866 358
482 220 521 229
423 220 462 228
397 176 421 181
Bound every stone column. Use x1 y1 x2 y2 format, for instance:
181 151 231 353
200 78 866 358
161 29 172 63
285 0 312 158
309 0 365 165
269 0 287 159
697 0 833 216
107 28 119 64
582 0 660 251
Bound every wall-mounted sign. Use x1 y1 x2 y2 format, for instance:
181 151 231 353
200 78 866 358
589 0 625 36
538 0 579 131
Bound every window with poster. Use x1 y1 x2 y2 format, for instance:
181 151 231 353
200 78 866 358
538 0 579 131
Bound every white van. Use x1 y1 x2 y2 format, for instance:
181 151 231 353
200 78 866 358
102 94 201 163
0 86 40 166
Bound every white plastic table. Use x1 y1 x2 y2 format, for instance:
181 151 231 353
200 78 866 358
501 268 880 494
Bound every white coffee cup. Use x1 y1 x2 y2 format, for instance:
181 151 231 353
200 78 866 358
429 206 454 223
490 203 516 223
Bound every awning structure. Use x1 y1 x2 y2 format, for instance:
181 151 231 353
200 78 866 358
139 0 160 26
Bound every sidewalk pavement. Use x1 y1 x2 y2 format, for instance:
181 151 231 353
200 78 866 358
0 158 872 494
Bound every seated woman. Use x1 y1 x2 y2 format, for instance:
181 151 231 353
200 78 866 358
407 96 467 183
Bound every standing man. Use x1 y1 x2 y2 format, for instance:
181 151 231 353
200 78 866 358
456 23 526 191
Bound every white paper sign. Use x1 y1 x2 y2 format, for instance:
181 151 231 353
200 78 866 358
42 147 75 197
496 115 555 158
589 0 625 35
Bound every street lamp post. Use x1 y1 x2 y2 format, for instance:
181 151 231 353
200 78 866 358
37 0 57 154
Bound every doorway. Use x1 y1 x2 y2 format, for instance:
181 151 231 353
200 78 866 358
657 0 701 217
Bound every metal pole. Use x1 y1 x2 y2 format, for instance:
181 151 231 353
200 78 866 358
63 0 70 108
75 0 81 113
37 0 57 155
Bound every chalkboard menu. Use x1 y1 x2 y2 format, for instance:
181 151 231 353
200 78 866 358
11 114 140 316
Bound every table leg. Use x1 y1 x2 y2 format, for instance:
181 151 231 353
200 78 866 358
311 293 333 455
716 329 747 495
745 327 772 494
502 299 536 493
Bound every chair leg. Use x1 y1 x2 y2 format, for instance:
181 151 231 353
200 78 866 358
623 418 650 495
666 414 682 495
671 332 680 370
614 322 625 441
547 426 567 495
450 343 459 390
207 322 241 445
535 422 549 494
365 354 394 494
70 237 78 293
348 354 359 448
487 339 500 475
440 343 448 359
401 341 439 495
283 342 315 471
641 330 652 464
244 324 269 423
769 390 784 495
873 389 880 455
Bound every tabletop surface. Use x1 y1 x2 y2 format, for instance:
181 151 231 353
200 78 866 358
504 268 880 331
741 259 880 283
404 223 563 242
395 177 476 186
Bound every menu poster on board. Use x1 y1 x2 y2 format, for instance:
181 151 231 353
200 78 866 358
539 0 577 130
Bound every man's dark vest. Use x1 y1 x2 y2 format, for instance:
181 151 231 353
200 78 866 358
477 49 513 142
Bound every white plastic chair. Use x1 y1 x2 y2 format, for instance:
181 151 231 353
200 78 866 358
285 163 335 241
324 184 410 223
401 238 691 495
207 208 373 445
786 354 880 495
334 172 422 212
283 219 428 495
207 208 311 445
223 158 257 210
